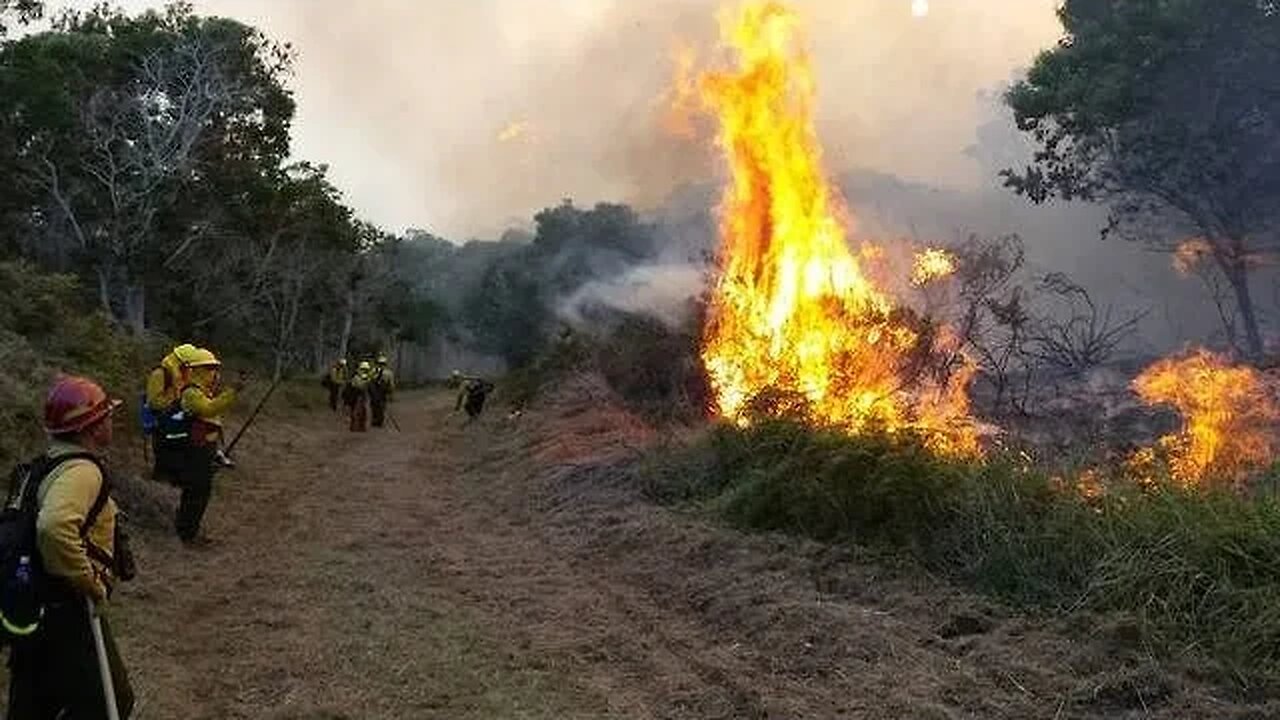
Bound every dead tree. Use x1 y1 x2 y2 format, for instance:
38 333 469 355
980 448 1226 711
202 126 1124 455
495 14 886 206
25 35 238 332
1027 272 1146 376
948 234 1038 413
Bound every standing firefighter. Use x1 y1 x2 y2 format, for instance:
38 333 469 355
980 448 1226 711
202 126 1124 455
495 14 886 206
171 349 242 546
345 361 372 432
322 359 348 413
145 343 199 485
369 355 395 429
456 377 495 421
5 375 135 719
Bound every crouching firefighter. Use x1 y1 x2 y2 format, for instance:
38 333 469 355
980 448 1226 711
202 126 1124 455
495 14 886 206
161 349 242 546
3 375 137 719
456 377 495 422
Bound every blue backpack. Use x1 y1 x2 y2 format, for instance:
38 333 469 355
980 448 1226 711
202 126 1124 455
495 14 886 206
139 393 158 436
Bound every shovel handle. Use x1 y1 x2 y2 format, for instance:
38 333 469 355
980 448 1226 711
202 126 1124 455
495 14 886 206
86 597 121 720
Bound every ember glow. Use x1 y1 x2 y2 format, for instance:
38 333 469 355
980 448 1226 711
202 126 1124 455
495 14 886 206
1132 348 1278 487
692 1 978 456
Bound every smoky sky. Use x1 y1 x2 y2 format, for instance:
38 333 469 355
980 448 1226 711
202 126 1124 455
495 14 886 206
107 0 1063 238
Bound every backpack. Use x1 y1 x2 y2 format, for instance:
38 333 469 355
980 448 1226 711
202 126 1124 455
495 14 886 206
154 386 197 448
139 392 158 437
0 453 109 644
142 364 178 437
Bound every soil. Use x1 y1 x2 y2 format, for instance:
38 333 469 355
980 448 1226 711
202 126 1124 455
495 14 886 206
5 380 1276 719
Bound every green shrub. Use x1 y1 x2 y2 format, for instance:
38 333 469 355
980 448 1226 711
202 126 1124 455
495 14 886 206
594 314 709 424
503 331 593 408
0 261 151 465
643 420 1280 675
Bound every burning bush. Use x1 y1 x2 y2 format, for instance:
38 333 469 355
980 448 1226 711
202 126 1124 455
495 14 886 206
685 1 978 456
1130 348 1279 488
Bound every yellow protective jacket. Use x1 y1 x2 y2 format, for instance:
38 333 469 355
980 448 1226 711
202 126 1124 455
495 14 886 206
180 384 238 447
145 352 186 411
328 364 348 385
36 441 118 602
349 370 372 392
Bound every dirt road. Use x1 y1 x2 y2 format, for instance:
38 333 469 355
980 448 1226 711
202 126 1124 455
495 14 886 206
79 384 1277 718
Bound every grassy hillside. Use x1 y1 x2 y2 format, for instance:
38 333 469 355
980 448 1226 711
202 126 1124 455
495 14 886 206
642 419 1280 686
0 261 158 466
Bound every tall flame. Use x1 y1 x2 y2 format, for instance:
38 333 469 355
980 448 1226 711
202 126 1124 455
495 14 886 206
693 1 977 455
1131 348 1278 487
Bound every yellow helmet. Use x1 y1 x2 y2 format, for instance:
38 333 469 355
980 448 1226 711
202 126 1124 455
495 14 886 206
172 343 201 365
376 355 388 364
337 358 347 365
187 348 221 368
358 361 371 372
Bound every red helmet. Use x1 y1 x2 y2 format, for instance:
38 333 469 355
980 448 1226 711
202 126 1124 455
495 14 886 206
44 375 121 435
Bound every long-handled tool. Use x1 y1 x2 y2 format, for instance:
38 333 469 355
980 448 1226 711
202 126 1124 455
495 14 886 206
87 598 121 720
225 377 283 457
386 407 402 433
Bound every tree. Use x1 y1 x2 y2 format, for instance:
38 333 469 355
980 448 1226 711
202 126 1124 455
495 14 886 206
0 1 412 375
1004 0 1280 357
530 200 657 293
185 162 363 378
0 3 294 331
453 200 659 368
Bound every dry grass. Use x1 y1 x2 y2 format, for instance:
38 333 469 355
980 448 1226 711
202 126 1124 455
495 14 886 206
6 380 1278 719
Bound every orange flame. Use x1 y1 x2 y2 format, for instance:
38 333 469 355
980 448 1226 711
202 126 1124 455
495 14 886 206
911 248 956 286
1131 348 1278 487
691 1 977 456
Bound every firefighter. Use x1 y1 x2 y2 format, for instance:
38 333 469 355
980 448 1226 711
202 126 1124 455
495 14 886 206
323 358 348 413
172 348 242 546
369 355 395 428
7 375 135 718
455 376 495 421
346 361 372 432
144 343 198 411
145 343 200 485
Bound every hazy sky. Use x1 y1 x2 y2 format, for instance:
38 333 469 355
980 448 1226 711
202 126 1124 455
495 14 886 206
102 0 1064 238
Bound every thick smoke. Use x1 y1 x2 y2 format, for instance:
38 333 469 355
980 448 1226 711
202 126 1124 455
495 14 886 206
558 263 706 329
108 0 1221 350
114 0 1062 238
